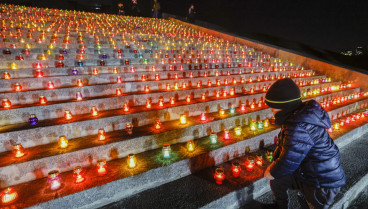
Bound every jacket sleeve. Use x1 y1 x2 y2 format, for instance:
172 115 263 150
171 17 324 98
269 123 314 179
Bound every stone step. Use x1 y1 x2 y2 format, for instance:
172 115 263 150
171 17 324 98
2 109 365 209
100 113 368 209
0 92 365 187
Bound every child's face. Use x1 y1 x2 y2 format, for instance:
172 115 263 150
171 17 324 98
271 108 282 115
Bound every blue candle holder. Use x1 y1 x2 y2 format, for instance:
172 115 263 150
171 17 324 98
29 114 38 125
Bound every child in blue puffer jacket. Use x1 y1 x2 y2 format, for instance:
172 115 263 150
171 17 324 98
264 78 346 209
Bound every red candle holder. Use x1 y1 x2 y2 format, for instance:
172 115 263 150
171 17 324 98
245 156 255 171
12 144 25 158
64 110 72 120
232 161 241 177
47 81 55 89
214 168 225 184
3 71 10 79
144 85 149 93
14 83 22 91
98 129 106 141
97 159 107 176
2 99 11 108
73 166 85 183
0 187 18 204
116 88 122 96
126 123 133 134
256 154 263 166
155 119 161 130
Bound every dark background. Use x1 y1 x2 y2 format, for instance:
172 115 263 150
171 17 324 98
2 0 368 69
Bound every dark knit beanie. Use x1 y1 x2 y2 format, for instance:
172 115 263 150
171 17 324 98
265 78 302 110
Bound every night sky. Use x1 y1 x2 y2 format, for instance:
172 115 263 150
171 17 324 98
4 0 368 53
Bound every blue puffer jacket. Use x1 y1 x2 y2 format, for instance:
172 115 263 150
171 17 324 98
269 100 346 188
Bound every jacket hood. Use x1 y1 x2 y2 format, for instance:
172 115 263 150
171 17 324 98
287 100 332 128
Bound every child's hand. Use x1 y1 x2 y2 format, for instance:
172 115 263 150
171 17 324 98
264 166 275 180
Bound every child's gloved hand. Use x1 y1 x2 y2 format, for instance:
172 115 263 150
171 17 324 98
264 166 275 180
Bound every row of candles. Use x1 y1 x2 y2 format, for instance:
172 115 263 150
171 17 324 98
2 81 342 117
2 63 307 81
4 108 368 204
0 79 341 113
7 117 276 204
4 72 312 93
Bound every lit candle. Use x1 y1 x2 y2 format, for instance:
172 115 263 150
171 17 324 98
264 119 270 128
256 154 263 166
2 99 11 108
36 69 43 78
187 140 195 152
229 105 235 114
39 96 47 105
64 110 72 120
232 161 241 178
214 168 225 184
92 68 98 74
29 114 38 125
0 187 18 204
162 144 171 159
97 159 107 176
123 103 129 112
47 170 61 191
2 71 11 79
200 113 207 121
186 95 191 103
14 83 22 91
98 129 106 141
76 92 83 100
58 136 68 148
333 123 340 130
116 88 123 96
245 156 255 171
250 120 256 131
9 62 17 70
48 81 55 89
180 114 187 125
73 166 85 183
223 129 230 139
210 132 217 144
126 123 133 134
234 125 242 136
91 106 98 116
155 119 161 130
127 154 137 168
77 79 83 87
265 151 273 162
257 121 264 129
170 97 175 105
144 85 149 93
219 108 225 116
12 144 25 158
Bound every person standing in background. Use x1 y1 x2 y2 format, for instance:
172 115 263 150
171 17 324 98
152 0 160 18
117 3 124 15
188 4 196 23
131 0 140 16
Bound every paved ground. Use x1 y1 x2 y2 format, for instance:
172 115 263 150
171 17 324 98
347 186 368 209
242 132 368 209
